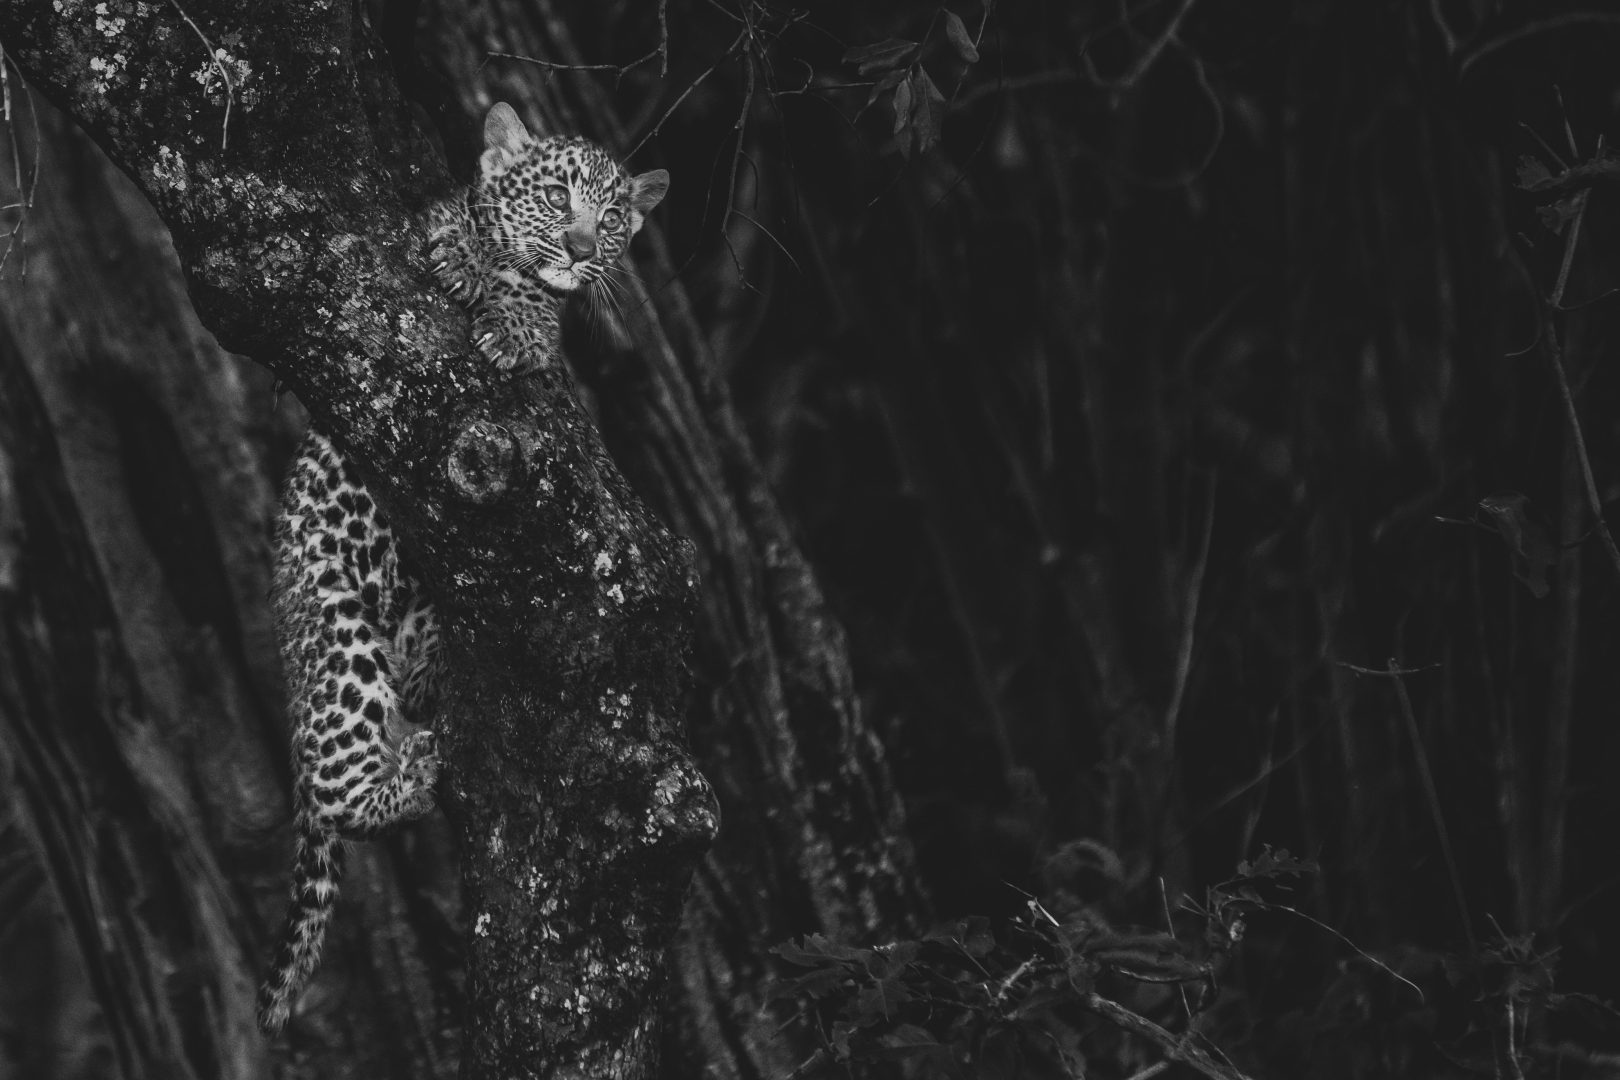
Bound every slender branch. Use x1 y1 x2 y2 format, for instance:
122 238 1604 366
1539 166 1620 583
1081 0 1201 91
1460 13 1620 76
1335 660 1440 678
486 44 662 77
1081 991 1254 1080
1163 475 1214 754
0 49 40 278
167 0 234 150
627 29 747 159
1387 658 1475 951
953 68 1081 109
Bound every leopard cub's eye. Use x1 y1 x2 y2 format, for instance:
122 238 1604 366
543 186 570 210
599 207 625 230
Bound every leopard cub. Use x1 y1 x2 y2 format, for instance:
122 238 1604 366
427 101 669 371
257 103 667 1034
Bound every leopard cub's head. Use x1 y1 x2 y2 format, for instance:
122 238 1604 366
473 102 668 295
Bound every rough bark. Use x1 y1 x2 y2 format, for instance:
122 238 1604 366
411 3 929 1072
1 3 716 1077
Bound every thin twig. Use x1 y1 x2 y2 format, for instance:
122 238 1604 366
729 207 802 274
657 0 669 77
627 29 747 159
1551 189 1589 307
486 44 662 77
1387 658 1475 951
1164 475 1215 754
1125 1064 1171 1080
1335 660 1440 678
1159 877 1195 1022
0 49 40 278
953 68 1081 109
1518 120 1570 172
1553 86 1579 160
1460 13 1620 76
1428 0 1458 53
1539 149 1620 583
1508 997 1527 1080
1083 0 1200 91
717 46 758 288
1081 992 1255 1080
168 0 233 150
1258 899 1425 1002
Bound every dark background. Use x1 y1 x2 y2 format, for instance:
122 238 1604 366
5 0 1620 1076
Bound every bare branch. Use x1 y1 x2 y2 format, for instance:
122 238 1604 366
1081 991 1255 1080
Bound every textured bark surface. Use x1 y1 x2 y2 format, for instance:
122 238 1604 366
0 2 927 1076
0 3 716 1078
412 2 929 1072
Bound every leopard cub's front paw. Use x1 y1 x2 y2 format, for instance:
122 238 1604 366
471 311 545 372
429 240 482 307
425 211 483 306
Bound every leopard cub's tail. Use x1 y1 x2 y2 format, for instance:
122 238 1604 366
257 815 345 1034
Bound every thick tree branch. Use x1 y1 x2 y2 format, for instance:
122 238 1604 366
0 2 716 1076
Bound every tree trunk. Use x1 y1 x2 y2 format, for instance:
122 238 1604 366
409 2 928 1072
0 1 924 1077
1 2 717 1076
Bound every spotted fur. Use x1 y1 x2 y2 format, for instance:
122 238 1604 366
257 431 441 1034
427 101 669 371
257 103 666 1035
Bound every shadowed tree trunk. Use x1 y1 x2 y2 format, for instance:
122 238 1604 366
0 1 924 1077
0 102 286 1080
1 2 719 1077
409 1 928 1071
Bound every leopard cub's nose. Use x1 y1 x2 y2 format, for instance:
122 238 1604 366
564 228 597 262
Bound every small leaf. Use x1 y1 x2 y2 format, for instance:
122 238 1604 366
907 69 948 154
869 1025 968 1077
944 11 980 63
866 68 905 110
844 38 920 75
767 965 851 1001
1514 155 1553 191
830 1021 856 1060
774 933 869 967
892 77 914 137
884 939 921 967
852 976 913 1022
806 932 871 962
962 915 995 957
1245 845 1318 879
773 939 831 968
1478 491 1556 599
1536 195 1582 234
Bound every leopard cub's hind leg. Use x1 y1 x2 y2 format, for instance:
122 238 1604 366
304 590 441 839
394 590 443 720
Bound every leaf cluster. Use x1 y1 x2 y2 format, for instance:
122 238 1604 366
842 5 985 158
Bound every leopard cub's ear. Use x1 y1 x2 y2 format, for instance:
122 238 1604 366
627 169 669 214
481 102 532 175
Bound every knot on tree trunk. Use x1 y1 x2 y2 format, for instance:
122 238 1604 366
445 420 522 504
646 759 721 854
